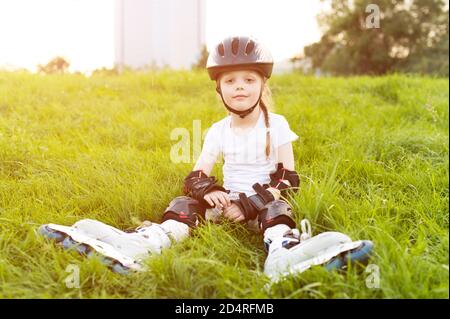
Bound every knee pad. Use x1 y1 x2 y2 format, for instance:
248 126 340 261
258 200 296 232
161 196 206 228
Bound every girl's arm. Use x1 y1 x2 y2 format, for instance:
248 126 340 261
276 142 295 171
192 156 216 177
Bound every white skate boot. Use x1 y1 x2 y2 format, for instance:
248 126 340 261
40 196 201 274
39 219 189 274
263 219 373 281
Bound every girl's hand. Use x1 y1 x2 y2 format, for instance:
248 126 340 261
203 191 231 209
223 203 245 223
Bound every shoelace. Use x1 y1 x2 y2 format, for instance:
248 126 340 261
299 219 312 242
283 219 311 241
135 220 153 232
280 219 313 249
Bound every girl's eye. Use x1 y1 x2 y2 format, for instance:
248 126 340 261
226 79 233 83
246 78 254 82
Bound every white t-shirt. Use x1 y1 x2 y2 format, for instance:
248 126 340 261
198 111 299 197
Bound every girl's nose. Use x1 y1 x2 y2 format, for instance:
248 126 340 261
234 79 247 87
235 82 245 89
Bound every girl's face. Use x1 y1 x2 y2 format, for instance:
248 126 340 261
218 70 264 111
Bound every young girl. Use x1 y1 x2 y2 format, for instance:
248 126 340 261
40 36 373 279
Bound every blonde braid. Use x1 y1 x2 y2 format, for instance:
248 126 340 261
259 81 273 161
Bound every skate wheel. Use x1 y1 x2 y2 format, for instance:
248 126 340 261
111 263 130 275
99 257 129 274
60 237 92 256
324 255 345 271
346 240 373 266
39 225 66 242
325 240 374 271
74 243 93 256
100 256 115 267
61 236 79 249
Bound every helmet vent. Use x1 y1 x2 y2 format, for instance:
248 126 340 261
218 43 225 57
231 37 239 55
245 40 255 55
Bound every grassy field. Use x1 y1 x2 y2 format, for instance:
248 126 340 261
0 70 448 298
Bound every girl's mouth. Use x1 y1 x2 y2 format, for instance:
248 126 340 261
233 95 248 99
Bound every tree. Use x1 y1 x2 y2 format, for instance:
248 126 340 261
302 0 449 76
398 8 449 76
192 45 209 70
91 67 120 76
37 56 70 74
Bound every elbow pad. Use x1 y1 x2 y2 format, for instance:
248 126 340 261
265 162 300 197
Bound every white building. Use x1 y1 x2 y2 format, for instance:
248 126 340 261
115 0 206 71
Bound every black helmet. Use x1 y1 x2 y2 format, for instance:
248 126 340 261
206 36 274 81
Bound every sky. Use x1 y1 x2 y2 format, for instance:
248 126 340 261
0 0 325 73
206 0 324 62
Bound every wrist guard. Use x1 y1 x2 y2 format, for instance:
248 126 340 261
264 162 300 197
183 170 228 207
232 183 281 221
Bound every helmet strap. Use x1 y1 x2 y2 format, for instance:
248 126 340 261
215 83 264 119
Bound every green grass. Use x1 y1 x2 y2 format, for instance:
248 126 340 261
0 70 448 298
